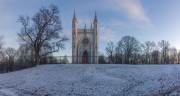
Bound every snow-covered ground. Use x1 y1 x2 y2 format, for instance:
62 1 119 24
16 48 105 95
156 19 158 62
0 64 180 96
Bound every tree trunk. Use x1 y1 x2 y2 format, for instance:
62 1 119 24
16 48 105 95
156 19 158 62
35 51 40 65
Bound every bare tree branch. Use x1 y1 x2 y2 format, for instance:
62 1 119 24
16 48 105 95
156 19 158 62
18 5 68 65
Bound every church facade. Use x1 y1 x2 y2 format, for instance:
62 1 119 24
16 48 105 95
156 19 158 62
72 11 98 64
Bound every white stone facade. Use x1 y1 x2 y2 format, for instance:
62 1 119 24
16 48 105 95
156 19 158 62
72 11 98 64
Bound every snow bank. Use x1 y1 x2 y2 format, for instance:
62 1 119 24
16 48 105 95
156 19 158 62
0 64 180 96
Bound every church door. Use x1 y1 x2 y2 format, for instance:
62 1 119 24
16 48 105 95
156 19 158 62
82 51 88 63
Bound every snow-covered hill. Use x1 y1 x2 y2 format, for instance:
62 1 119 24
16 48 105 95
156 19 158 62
0 64 180 96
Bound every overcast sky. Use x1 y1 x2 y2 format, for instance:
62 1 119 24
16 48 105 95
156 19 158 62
0 0 180 56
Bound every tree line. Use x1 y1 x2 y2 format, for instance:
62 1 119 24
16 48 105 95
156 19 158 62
100 35 180 64
0 41 70 73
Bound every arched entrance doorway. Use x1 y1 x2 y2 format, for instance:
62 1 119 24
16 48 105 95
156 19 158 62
82 51 88 63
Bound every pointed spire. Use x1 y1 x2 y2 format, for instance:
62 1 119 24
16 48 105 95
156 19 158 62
94 11 98 23
73 10 77 20
95 11 97 19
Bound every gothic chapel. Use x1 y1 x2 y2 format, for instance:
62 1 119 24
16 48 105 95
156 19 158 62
72 11 98 64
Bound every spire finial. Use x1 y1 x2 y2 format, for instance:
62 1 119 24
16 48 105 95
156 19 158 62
94 11 98 23
73 10 77 20
95 11 97 19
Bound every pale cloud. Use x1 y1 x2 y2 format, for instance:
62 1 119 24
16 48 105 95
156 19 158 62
99 27 119 42
106 0 153 27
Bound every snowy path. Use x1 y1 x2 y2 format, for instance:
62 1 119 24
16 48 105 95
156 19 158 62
0 64 180 96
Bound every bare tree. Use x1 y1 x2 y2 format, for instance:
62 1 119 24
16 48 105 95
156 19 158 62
177 51 180 64
18 5 68 65
142 41 155 64
0 51 5 64
5 47 16 56
158 40 170 64
105 42 115 63
120 36 139 64
151 50 160 64
47 56 58 64
115 41 124 64
5 47 16 62
4 47 17 71
98 53 106 64
0 35 3 50
59 56 67 64
0 35 4 64
169 47 177 64
16 45 35 68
